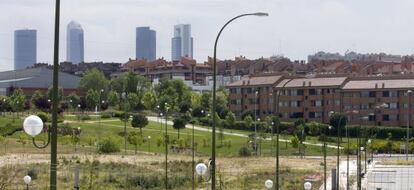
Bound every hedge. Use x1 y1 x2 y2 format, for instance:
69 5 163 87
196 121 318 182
0 122 22 136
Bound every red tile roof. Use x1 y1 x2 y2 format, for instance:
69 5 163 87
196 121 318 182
342 79 414 90
227 75 282 87
276 77 347 88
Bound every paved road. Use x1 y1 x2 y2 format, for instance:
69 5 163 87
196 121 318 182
365 164 414 190
146 116 343 150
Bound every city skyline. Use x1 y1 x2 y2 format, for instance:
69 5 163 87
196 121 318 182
172 24 193 61
2 0 414 72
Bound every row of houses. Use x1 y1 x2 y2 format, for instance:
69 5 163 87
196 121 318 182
227 73 414 127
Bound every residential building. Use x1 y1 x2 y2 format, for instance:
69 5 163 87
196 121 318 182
14 29 37 70
136 27 156 61
66 21 84 64
171 24 193 61
227 74 414 127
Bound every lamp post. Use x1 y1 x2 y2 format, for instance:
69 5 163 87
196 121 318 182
304 181 312 190
195 162 210 189
254 90 259 156
122 92 127 154
164 102 169 190
24 175 31 190
265 179 273 189
329 111 344 190
212 12 268 189
189 108 195 190
147 136 151 152
406 90 412 161
98 89 104 141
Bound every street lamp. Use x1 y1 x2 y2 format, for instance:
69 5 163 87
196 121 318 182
195 162 211 189
147 136 151 152
211 12 268 189
265 179 273 189
23 175 31 190
164 102 170 190
328 110 344 190
254 90 259 156
304 181 312 190
121 92 127 154
188 108 196 190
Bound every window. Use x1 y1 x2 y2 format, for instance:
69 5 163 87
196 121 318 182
290 90 297 96
382 114 389 121
361 91 370 97
369 91 376 97
297 89 304 95
309 89 316 95
389 103 398 109
344 105 352 110
390 91 398 97
383 91 389 97
236 88 241 94
278 101 284 107
403 103 409 108
246 88 252 94
236 99 241 105
230 88 236 94
311 100 322 107
291 101 298 107
335 100 341 106
361 104 369 110
309 112 322 118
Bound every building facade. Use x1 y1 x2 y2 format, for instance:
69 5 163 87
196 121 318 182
136 27 156 61
66 21 84 64
227 74 414 127
171 24 193 61
14 29 37 70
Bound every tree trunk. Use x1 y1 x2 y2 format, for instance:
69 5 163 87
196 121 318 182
135 145 137 154
178 129 180 139
140 128 142 136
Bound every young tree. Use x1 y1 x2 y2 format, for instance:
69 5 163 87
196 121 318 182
31 91 50 111
107 90 119 107
173 117 187 139
9 89 25 117
127 93 140 111
79 68 109 93
127 131 144 154
67 92 80 109
290 136 300 154
190 92 201 108
47 86 64 102
225 112 236 128
131 114 149 135
86 89 99 110
200 92 211 111
244 115 253 130
142 91 156 110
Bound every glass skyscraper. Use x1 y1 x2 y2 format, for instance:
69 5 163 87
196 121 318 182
171 24 193 61
136 27 156 61
66 21 84 64
14 29 37 70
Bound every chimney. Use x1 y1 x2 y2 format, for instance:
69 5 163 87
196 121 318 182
303 81 306 86
375 83 378 89
308 81 312 86
242 80 245 85
382 83 385 88
247 80 250 85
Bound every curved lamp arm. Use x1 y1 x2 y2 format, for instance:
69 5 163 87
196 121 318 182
32 129 51 149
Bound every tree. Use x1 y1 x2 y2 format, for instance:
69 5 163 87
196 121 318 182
67 92 80 109
200 92 211 111
266 116 280 134
290 136 299 153
79 68 109 93
244 115 253 130
329 112 347 133
9 89 25 114
154 80 190 111
173 117 187 139
47 86 64 102
127 93 140 111
225 112 236 128
31 91 50 111
131 114 149 135
86 89 99 110
142 91 156 110
107 90 119 107
0 96 10 115
190 92 201 108
127 131 144 154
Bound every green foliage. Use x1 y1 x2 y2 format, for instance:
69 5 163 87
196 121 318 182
79 68 109 93
127 131 144 154
0 122 22 136
78 114 91 121
329 112 347 132
100 112 112 119
244 115 253 129
173 117 187 139
9 89 25 112
67 92 80 109
27 168 38 180
190 92 201 108
154 80 191 112
58 123 74 136
200 92 211 111
119 112 130 122
290 136 299 149
97 136 121 153
47 86 64 102
131 114 149 134
37 112 49 123
225 112 236 128
86 89 99 109
127 93 140 111
142 91 156 110
0 96 10 112
107 90 119 107
238 146 251 157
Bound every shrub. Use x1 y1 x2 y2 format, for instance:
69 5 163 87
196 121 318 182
58 123 73 136
78 114 91 121
37 112 49 123
199 117 212 126
101 112 112 119
239 146 251 157
0 122 22 136
27 168 38 180
97 137 121 153
127 174 162 189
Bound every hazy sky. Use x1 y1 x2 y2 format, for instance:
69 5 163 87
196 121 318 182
1 0 414 71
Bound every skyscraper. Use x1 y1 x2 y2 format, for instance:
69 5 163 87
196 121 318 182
136 27 156 61
171 24 193 61
66 21 84 64
14 29 37 70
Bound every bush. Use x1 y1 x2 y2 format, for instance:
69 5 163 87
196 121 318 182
199 117 212 126
101 112 112 119
37 112 49 123
58 123 73 136
97 137 121 154
27 168 38 180
78 114 91 121
0 122 22 136
347 125 406 140
238 146 251 157
127 174 162 189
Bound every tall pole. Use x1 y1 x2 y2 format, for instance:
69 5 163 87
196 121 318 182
336 116 344 190
346 117 349 190
407 90 412 161
165 105 168 189
50 0 60 189
123 93 127 154
212 12 268 190
255 90 258 155
192 121 195 190
323 132 327 190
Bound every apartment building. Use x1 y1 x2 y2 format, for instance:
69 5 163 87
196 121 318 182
227 74 414 127
227 75 283 118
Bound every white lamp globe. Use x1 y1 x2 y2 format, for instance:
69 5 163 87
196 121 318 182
23 115 44 137
265 179 273 189
195 163 208 176
23 175 31 184
304 181 312 190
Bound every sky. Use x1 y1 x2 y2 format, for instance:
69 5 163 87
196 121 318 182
1 0 414 71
